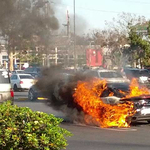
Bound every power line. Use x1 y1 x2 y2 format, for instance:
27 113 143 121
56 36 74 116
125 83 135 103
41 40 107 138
50 1 150 15
113 0 150 5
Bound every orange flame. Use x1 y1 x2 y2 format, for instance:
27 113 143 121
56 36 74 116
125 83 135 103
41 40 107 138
126 78 150 98
73 78 135 128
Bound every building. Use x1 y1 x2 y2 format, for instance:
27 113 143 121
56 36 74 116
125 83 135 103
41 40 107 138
0 45 9 69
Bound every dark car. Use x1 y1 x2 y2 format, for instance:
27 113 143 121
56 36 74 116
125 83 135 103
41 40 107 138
24 67 41 78
28 73 75 101
124 68 150 85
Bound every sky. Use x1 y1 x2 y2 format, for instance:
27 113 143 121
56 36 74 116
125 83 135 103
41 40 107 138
54 0 150 33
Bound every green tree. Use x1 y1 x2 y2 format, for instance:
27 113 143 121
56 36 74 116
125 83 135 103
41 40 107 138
128 21 150 67
0 0 59 71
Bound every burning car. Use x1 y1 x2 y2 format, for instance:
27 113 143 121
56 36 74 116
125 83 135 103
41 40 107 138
34 67 150 128
100 82 150 123
73 78 150 128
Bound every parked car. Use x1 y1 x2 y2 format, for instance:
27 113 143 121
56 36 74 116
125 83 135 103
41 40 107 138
28 73 74 101
101 82 150 123
10 74 35 91
84 69 130 83
0 69 14 103
11 70 24 75
24 67 41 77
124 68 150 84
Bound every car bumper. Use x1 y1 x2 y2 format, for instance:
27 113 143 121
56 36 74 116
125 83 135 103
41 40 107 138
20 84 33 89
131 108 150 122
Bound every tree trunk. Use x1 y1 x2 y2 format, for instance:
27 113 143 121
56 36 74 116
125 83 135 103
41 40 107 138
9 51 14 71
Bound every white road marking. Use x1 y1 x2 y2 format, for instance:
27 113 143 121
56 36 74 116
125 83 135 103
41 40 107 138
103 128 137 132
73 123 137 131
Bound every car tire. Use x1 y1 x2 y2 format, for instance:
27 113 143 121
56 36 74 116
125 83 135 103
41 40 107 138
14 84 18 92
28 89 37 101
147 120 150 124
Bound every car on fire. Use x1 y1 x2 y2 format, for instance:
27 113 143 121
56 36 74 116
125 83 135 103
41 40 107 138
101 82 150 123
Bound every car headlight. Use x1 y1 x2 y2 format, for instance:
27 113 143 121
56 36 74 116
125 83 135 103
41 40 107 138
139 100 147 105
139 76 148 83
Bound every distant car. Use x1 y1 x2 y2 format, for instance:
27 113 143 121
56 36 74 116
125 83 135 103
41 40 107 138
84 69 130 83
10 74 35 91
28 73 74 101
11 70 24 74
0 69 14 103
101 82 150 123
124 68 150 84
24 67 41 77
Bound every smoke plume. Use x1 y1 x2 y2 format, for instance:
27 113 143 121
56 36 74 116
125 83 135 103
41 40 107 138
35 67 127 124
36 67 86 122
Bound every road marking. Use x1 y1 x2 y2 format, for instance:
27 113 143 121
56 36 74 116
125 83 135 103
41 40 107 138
16 98 28 100
103 128 137 132
73 123 137 131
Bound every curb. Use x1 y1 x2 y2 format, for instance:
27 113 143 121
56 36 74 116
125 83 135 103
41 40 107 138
16 98 28 100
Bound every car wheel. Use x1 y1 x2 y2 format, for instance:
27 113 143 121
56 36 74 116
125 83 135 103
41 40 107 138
28 89 37 101
147 120 150 124
14 84 18 92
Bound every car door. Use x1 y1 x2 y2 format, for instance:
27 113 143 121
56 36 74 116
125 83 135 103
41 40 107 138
10 75 18 88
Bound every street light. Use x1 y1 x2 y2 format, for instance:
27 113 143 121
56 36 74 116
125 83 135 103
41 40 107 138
73 0 77 71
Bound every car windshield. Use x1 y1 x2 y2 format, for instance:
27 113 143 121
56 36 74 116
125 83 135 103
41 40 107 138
126 70 140 77
0 70 10 83
19 75 34 79
100 72 123 78
107 83 129 92
17 71 24 74
140 70 149 76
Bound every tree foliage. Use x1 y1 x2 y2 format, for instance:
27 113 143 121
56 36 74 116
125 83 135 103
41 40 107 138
128 21 150 66
0 0 59 70
0 101 72 150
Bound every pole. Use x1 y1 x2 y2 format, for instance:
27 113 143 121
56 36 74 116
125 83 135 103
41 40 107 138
55 47 58 65
73 0 77 71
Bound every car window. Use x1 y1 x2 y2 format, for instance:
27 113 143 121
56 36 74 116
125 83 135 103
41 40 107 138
99 72 123 78
17 71 24 74
24 68 34 72
85 71 99 77
19 75 34 79
124 69 140 77
140 70 149 76
11 75 18 80
0 70 10 83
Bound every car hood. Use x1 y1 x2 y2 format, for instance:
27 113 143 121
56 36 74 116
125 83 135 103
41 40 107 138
120 95 150 102
103 78 130 83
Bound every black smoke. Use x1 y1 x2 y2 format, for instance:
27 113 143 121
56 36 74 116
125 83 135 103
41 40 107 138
35 67 128 122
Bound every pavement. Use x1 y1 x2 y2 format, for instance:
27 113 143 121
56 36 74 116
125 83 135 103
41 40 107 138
13 91 150 150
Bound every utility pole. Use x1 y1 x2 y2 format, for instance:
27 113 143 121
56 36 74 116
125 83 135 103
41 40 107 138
55 47 58 65
73 0 77 71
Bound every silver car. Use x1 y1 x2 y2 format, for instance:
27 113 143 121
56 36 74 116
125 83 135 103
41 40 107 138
84 69 130 83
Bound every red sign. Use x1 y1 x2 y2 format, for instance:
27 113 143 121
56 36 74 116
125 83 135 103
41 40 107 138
86 49 103 67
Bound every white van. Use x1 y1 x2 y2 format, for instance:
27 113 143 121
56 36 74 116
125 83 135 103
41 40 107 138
0 69 14 103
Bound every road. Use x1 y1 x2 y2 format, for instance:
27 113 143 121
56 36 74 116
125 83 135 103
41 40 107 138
14 92 150 150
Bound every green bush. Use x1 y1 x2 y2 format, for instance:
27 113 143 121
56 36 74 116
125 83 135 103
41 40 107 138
0 101 72 150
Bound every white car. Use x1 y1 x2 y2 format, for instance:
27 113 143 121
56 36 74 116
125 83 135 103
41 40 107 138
10 74 35 91
0 69 14 102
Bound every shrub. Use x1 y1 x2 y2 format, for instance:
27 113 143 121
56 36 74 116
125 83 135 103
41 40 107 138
0 101 72 150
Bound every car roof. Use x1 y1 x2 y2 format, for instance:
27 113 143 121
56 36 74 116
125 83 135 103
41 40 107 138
12 73 32 76
124 67 139 70
97 69 117 72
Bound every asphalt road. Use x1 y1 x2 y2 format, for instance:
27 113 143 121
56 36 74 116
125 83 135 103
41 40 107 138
14 92 150 150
